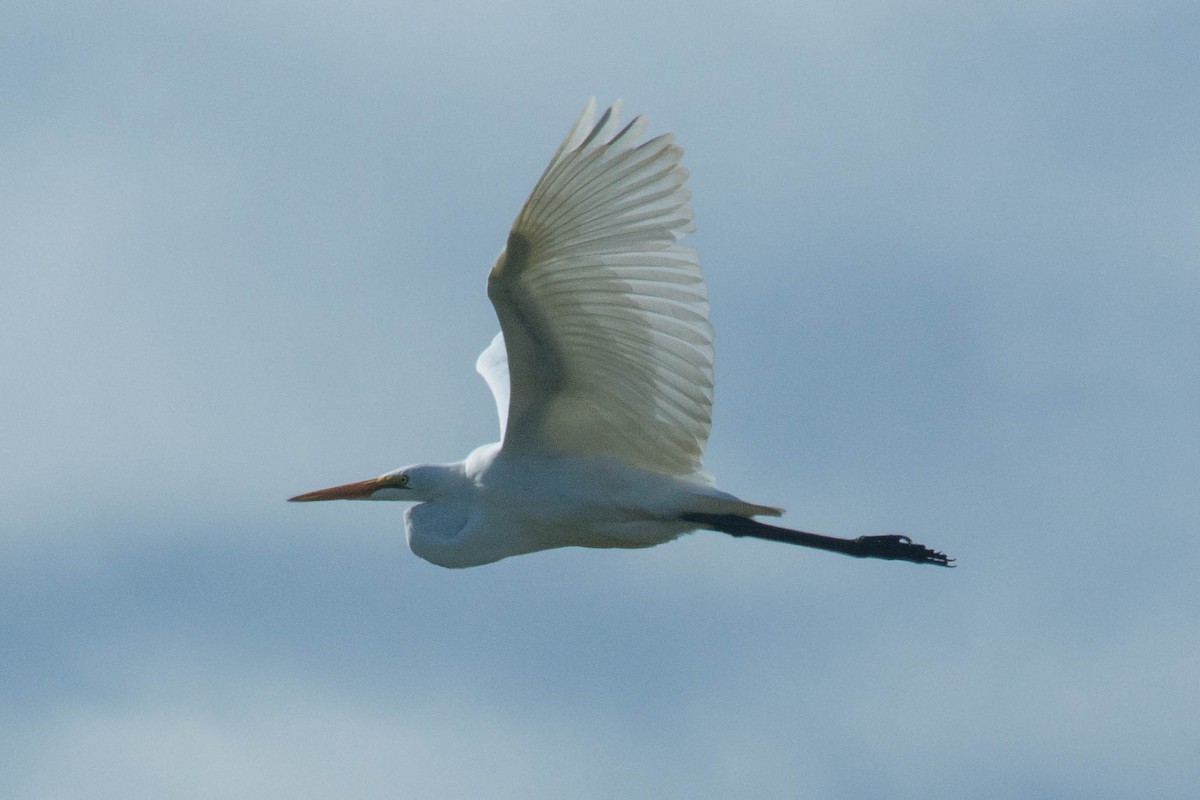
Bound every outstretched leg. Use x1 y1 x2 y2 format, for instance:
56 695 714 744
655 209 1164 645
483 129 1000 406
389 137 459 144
680 513 954 567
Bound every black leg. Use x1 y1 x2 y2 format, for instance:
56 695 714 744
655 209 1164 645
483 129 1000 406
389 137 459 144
680 513 954 567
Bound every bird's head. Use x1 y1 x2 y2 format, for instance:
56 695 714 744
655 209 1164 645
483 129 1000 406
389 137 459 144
288 464 459 503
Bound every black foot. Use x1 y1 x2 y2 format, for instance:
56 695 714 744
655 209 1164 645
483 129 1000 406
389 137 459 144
854 535 956 567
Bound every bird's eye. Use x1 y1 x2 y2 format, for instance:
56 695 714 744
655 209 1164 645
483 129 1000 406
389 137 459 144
396 473 409 488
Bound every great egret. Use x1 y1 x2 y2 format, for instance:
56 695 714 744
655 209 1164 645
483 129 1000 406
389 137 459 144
290 100 952 569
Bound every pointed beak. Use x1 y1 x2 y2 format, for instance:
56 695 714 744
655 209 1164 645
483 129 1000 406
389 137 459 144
288 477 384 502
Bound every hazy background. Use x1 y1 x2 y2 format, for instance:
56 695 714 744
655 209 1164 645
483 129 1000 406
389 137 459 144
4 1 1197 797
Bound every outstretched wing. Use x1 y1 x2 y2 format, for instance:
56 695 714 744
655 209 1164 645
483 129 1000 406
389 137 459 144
474 332 510 439
486 100 713 479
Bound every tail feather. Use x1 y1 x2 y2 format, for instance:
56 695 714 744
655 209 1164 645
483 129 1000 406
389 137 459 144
684 487 783 519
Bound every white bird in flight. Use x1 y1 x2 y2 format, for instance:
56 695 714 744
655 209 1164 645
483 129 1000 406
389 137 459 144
290 100 952 569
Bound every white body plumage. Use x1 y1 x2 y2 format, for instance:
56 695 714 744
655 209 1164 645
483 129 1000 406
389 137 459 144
388 445 776 568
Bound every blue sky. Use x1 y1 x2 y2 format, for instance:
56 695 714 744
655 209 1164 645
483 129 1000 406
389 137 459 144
3 1 1198 797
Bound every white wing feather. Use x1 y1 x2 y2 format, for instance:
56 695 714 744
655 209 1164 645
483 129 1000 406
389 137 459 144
474 332 510 438
485 100 714 479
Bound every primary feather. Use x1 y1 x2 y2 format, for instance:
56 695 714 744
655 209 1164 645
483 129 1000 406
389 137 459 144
486 99 714 481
